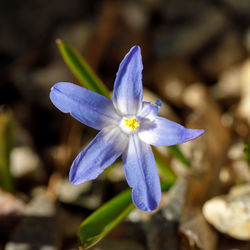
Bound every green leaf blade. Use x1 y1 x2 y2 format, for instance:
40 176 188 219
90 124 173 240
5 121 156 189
0 106 15 192
244 139 250 168
168 145 191 168
78 189 134 249
155 158 177 186
56 39 110 98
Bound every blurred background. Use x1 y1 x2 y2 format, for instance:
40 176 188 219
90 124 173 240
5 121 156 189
1 0 250 249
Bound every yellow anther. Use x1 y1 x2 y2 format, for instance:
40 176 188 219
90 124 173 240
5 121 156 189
125 118 140 131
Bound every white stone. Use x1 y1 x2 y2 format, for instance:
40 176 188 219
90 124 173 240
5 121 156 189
238 59 250 124
203 184 250 240
10 146 42 178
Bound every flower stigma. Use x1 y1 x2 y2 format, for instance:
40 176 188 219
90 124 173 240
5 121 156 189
125 118 140 131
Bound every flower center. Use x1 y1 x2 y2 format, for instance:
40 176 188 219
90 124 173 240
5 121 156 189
124 118 140 131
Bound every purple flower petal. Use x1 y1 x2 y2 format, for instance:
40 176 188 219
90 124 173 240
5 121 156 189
70 126 128 185
50 82 120 130
122 135 161 211
138 116 205 146
112 46 143 115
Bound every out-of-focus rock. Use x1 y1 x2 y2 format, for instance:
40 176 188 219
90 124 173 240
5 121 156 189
75 184 103 210
217 141 250 186
51 118 86 175
199 30 245 79
147 179 187 250
153 5 226 58
245 27 250 53
171 137 205 177
222 0 250 17
25 195 55 216
83 0 119 70
0 0 92 58
182 82 231 226
183 84 207 110
127 208 152 224
30 61 72 93
180 82 231 249
179 208 218 250
120 1 149 32
0 189 25 217
56 207 82 239
54 21 92 55
228 141 245 160
10 146 46 183
183 83 231 161
57 178 102 210
213 64 242 99
15 126 33 149
238 59 250 125
203 183 250 240
226 142 250 182
105 162 125 182
178 156 220 250
57 178 91 203
5 195 59 250
219 165 234 187
218 237 250 250
152 60 200 106
0 189 26 241
93 239 145 250
159 0 218 22
233 117 249 138
232 160 250 182
93 216 146 250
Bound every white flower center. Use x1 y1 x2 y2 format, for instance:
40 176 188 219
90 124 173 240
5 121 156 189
120 117 140 134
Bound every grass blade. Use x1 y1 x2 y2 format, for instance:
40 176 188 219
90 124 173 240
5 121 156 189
0 106 15 192
168 145 191 168
56 39 110 98
78 189 134 249
244 139 250 168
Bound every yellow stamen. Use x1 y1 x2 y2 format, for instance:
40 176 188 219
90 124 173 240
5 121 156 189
125 118 140 131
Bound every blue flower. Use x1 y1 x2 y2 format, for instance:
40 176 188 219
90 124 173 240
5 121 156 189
50 46 205 211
